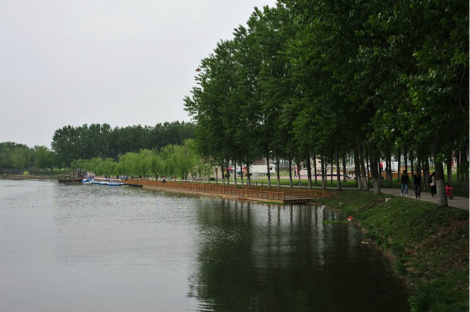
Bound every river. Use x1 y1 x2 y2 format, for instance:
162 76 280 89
0 179 408 311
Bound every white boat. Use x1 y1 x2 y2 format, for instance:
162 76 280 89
95 177 123 186
83 177 124 186
82 178 93 184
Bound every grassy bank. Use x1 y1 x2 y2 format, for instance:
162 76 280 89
316 190 469 312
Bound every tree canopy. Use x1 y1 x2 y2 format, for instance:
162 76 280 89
51 121 196 167
185 0 468 204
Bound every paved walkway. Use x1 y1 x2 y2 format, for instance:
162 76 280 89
379 187 469 211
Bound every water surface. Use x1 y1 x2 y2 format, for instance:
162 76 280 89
0 179 408 311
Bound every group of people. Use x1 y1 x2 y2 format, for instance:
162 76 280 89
400 170 454 199
400 170 421 198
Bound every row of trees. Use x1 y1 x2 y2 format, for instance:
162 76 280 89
1 121 196 173
70 139 211 180
0 142 55 174
52 121 196 167
184 0 469 206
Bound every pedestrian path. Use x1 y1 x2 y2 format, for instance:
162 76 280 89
379 187 469 211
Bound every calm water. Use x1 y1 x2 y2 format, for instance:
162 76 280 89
0 179 409 311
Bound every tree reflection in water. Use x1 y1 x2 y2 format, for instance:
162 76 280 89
187 199 408 312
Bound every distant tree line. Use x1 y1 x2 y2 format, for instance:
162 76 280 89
52 121 196 167
0 121 196 173
184 0 469 207
0 142 55 174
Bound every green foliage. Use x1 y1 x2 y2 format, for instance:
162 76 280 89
410 272 469 312
51 121 196 167
185 0 468 198
0 142 55 172
70 139 210 180
33 145 54 170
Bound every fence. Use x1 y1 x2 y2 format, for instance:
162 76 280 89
126 179 334 201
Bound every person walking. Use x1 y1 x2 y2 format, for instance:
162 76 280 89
413 170 422 198
429 172 437 197
401 170 410 196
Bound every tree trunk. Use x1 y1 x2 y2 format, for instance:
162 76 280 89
276 155 281 188
313 154 318 185
404 146 408 173
306 154 312 190
446 152 452 186
387 150 393 187
246 162 251 187
397 148 401 182
342 153 347 182
221 162 225 186
410 151 414 188
288 158 293 189
460 145 468 193
359 143 368 190
368 145 381 195
239 161 244 186
233 159 238 187
297 161 302 187
424 157 430 191
330 161 333 184
266 155 271 188
354 149 361 189
365 148 371 188
321 154 326 190
336 145 341 191
435 161 448 207
226 159 230 185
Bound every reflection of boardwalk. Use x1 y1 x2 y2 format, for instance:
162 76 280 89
126 179 335 204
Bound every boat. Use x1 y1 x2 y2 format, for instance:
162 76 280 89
82 177 93 184
91 177 124 186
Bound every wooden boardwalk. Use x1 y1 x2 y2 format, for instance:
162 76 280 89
126 179 335 204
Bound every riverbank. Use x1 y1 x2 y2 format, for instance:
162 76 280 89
316 190 469 312
0 174 56 180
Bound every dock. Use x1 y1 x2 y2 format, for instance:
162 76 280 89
125 179 334 204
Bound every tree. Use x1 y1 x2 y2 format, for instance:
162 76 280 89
10 145 30 171
385 0 469 206
33 145 55 171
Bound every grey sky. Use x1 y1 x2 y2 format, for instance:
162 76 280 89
0 0 277 148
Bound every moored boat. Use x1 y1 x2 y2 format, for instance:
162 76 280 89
82 177 93 184
92 177 124 186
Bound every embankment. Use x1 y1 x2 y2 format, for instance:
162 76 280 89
0 174 55 180
316 190 469 312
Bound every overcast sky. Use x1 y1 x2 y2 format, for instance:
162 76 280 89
0 0 277 148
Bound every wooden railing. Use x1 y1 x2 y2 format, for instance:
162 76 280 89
126 179 334 201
